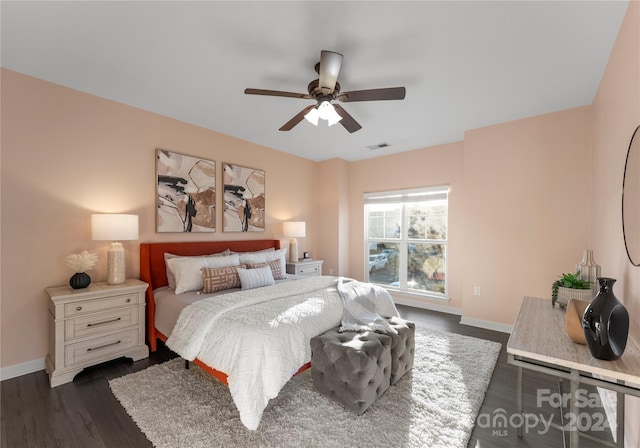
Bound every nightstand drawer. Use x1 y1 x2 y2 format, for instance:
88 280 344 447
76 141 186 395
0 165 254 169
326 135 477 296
64 293 139 317
65 307 139 341
65 328 137 367
296 265 320 276
286 260 323 278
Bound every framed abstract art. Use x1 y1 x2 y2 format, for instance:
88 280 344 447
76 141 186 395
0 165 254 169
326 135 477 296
222 163 265 232
156 149 216 232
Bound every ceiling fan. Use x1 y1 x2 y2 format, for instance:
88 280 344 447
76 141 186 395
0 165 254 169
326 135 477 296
244 50 406 133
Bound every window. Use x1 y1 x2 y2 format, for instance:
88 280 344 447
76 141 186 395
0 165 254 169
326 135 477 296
365 186 448 298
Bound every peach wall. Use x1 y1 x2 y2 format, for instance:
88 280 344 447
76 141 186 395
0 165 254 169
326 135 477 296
593 0 639 342
346 142 465 310
592 1 640 444
0 69 317 368
314 158 350 276
462 106 593 325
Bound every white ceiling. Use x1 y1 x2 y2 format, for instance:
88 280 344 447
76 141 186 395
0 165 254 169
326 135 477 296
1 1 628 162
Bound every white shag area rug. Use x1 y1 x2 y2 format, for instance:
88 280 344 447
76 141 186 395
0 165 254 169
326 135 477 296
109 327 501 448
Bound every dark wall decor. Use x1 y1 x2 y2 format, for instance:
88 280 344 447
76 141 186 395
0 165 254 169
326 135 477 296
222 163 265 232
622 125 640 266
156 149 216 233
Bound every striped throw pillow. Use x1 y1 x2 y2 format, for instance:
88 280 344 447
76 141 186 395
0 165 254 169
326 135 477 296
247 259 286 280
237 266 275 290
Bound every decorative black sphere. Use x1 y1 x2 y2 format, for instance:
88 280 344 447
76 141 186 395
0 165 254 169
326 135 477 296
69 272 91 289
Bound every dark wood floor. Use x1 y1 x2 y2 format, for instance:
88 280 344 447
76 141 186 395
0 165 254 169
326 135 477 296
398 306 616 448
1 305 616 448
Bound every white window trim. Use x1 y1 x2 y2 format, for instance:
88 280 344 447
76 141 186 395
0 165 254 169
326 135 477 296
364 186 448 204
364 185 449 300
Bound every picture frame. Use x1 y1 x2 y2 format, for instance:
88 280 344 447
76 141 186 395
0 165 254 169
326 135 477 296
222 162 265 232
156 149 216 233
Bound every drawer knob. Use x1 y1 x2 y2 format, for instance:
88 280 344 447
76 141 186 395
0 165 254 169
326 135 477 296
76 306 82 311
125 298 131 303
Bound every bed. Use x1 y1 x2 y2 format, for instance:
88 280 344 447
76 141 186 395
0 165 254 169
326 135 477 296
140 239 297 379
139 239 398 430
141 239 281 351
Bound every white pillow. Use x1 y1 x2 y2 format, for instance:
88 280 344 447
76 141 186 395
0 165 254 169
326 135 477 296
238 248 287 278
237 266 275 290
167 254 240 294
230 247 275 255
164 250 231 289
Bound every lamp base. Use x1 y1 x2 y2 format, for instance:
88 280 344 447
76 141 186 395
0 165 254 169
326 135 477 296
289 238 299 263
107 242 126 285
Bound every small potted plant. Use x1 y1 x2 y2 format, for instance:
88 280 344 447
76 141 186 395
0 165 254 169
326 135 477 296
66 251 98 289
551 272 593 308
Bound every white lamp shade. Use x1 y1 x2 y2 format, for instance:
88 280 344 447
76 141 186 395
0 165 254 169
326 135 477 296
304 107 320 126
91 214 139 241
305 102 343 127
283 221 306 238
318 101 342 126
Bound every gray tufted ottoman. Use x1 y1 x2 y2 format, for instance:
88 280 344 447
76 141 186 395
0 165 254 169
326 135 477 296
387 316 416 384
310 329 392 414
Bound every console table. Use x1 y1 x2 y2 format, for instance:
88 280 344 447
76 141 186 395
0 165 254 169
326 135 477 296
507 296 640 448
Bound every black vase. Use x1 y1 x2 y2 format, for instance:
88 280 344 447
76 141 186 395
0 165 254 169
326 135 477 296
582 277 629 360
69 272 91 289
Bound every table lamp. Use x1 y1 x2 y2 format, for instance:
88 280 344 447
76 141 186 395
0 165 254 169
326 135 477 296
91 214 139 284
283 221 306 263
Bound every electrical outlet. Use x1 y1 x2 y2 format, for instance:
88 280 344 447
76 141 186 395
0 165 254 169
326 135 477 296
328 268 334 275
473 286 482 296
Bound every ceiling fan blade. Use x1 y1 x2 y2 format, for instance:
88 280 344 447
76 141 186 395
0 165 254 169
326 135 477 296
337 87 406 102
245 88 312 100
333 104 362 133
279 105 316 131
318 50 343 94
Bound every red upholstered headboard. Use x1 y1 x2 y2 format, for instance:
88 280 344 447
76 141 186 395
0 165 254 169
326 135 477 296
140 239 281 351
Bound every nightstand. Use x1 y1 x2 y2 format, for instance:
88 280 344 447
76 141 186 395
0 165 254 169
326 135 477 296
46 279 149 387
286 259 324 277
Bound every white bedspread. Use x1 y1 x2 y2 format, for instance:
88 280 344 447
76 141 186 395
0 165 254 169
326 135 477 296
166 277 345 430
166 276 399 430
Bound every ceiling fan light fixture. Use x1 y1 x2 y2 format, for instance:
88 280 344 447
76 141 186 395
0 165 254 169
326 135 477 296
318 101 343 126
303 101 342 127
245 50 405 133
304 107 320 126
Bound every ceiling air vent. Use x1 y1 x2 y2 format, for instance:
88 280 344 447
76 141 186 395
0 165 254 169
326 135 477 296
366 143 390 150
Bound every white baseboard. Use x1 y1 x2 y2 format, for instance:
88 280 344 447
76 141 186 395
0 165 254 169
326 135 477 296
393 294 512 333
0 357 45 381
460 316 512 334
392 295 462 316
